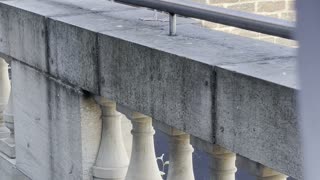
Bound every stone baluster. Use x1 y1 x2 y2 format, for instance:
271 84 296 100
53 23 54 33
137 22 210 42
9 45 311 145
0 78 15 158
167 133 195 180
208 145 237 180
125 112 162 180
92 97 129 180
0 58 10 138
255 166 288 180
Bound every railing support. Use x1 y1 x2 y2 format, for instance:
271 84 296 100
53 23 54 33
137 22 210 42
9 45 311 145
208 145 237 180
125 112 162 180
167 133 195 180
0 58 10 138
169 13 177 36
92 97 129 180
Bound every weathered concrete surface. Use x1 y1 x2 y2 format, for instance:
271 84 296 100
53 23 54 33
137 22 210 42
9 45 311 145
0 2 47 71
12 61 101 180
0 0 300 179
47 19 99 93
215 64 300 178
217 57 298 89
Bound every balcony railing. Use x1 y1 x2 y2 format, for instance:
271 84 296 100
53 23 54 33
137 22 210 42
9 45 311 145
0 57 291 179
0 0 299 180
114 0 295 39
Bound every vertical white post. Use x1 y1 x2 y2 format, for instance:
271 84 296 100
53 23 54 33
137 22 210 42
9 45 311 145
92 97 129 180
0 58 10 138
125 112 162 180
208 145 237 180
167 133 195 180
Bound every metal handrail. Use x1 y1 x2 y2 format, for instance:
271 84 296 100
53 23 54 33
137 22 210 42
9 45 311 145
113 0 295 39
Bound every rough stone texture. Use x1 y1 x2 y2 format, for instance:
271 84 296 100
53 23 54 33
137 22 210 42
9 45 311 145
5 3 47 71
47 19 99 93
12 61 101 180
0 0 93 72
217 57 298 89
215 65 300 178
98 35 214 143
0 0 135 76
0 0 301 179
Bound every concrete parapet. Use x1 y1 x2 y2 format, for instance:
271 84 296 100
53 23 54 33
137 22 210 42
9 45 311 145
0 0 300 179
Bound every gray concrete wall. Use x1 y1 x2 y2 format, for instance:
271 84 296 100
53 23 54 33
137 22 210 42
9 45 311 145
0 152 30 180
0 0 300 179
12 60 101 180
215 66 300 178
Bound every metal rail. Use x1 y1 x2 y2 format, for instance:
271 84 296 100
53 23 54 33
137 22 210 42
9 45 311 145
114 0 295 39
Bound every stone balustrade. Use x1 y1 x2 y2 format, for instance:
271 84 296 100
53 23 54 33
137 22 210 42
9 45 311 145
0 0 299 179
92 98 129 180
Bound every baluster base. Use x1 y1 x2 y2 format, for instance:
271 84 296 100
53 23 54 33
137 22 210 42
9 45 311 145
92 165 127 180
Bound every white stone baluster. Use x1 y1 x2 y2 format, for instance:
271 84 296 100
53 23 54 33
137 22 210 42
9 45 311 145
0 58 10 138
0 84 15 158
208 145 237 180
92 97 129 180
167 133 195 180
125 112 162 180
255 166 288 180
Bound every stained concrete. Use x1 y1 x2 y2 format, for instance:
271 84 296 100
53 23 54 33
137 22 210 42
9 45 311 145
47 19 99 93
0 0 300 179
215 66 300 178
0 2 47 71
12 61 101 180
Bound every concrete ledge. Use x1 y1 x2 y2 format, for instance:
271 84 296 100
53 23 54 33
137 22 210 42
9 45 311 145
215 66 300 178
12 61 101 180
0 0 300 179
